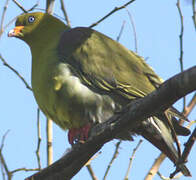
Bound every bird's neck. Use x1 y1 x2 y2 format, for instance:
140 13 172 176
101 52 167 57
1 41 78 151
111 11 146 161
29 30 64 53
26 21 69 54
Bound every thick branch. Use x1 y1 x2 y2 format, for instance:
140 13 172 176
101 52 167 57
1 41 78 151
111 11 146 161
26 66 196 180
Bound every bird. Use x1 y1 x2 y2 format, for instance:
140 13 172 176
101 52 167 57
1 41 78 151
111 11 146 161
8 12 191 176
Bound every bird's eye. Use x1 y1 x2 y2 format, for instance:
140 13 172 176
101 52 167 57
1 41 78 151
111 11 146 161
28 16 35 23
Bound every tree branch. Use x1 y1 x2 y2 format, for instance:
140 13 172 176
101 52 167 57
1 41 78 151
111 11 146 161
89 0 136 28
192 0 196 31
103 141 121 179
177 0 186 110
144 153 166 180
125 8 138 53
86 164 98 180
26 66 196 180
0 0 10 39
170 126 196 178
12 0 27 13
36 108 42 170
60 0 71 27
46 118 53 166
124 139 143 180
0 54 32 91
46 0 55 14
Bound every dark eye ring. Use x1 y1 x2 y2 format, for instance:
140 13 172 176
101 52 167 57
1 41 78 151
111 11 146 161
28 16 35 23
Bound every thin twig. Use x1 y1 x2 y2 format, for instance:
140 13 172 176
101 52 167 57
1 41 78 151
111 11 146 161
177 0 186 110
192 0 196 31
0 54 32 91
180 92 196 125
103 141 121 180
126 8 138 53
45 0 54 167
181 127 196 163
0 160 5 180
46 0 55 14
182 92 196 117
89 0 136 28
0 131 12 180
11 168 39 174
12 0 27 13
36 108 42 170
28 0 40 12
144 153 166 180
60 0 71 27
12 0 38 13
170 127 196 178
46 118 53 165
86 164 98 180
0 131 40 179
0 0 10 38
116 21 126 42
0 131 10 153
124 139 143 180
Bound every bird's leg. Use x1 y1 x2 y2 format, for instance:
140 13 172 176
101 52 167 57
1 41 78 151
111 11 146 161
68 123 92 145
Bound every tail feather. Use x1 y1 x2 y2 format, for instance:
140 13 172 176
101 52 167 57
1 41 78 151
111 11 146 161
136 116 191 176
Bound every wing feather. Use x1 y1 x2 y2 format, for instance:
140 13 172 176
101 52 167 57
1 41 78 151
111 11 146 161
58 27 161 104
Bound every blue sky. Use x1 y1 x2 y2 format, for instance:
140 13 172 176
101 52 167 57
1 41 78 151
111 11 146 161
0 0 195 180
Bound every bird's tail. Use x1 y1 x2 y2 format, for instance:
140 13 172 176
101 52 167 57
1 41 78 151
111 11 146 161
136 114 191 177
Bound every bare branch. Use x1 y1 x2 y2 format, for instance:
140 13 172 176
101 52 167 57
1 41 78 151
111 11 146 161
12 0 27 13
103 141 121 180
126 8 138 53
0 0 10 39
46 0 55 14
46 118 53 166
183 92 196 118
124 139 143 180
144 153 166 180
177 0 186 110
36 108 42 170
11 168 39 174
60 0 71 27
116 21 126 42
28 1 40 12
177 0 184 73
0 131 11 180
170 127 196 178
192 0 196 31
0 54 32 91
0 130 40 179
86 164 98 180
26 66 196 180
45 1 55 167
89 0 136 28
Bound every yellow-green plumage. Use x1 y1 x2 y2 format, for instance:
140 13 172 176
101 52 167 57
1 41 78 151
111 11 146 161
8 12 190 176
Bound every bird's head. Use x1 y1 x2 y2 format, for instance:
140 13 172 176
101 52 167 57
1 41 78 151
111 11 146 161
8 12 68 46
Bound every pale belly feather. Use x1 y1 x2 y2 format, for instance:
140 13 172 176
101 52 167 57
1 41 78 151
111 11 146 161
32 57 116 130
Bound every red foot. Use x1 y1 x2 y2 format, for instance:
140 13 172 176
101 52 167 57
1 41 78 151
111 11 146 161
68 123 92 145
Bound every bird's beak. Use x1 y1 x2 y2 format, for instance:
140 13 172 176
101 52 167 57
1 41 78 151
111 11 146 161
8 26 24 37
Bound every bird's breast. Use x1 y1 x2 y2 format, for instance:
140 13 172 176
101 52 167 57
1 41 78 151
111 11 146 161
31 55 116 130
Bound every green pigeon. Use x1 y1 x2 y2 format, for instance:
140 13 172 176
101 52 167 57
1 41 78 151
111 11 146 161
8 12 191 176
